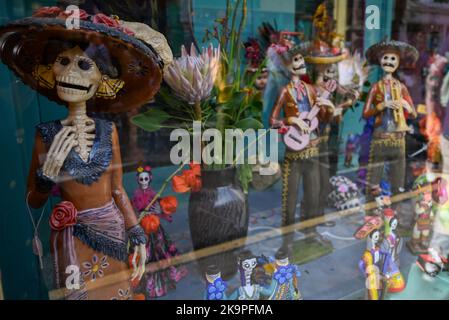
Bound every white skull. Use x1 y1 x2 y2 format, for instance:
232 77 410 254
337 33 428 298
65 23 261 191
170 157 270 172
53 46 102 103
390 218 398 231
289 53 307 76
324 63 338 80
138 172 151 190
371 230 381 244
241 258 257 272
380 52 400 73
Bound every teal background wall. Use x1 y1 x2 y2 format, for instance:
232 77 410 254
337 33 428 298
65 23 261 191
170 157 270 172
0 0 392 299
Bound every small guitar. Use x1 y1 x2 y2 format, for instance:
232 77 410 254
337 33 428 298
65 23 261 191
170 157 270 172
282 80 337 151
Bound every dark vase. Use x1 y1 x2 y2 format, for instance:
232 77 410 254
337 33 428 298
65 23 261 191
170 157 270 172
188 167 249 280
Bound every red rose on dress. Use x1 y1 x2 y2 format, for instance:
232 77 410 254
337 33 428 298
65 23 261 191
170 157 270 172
159 196 178 215
119 26 136 36
33 6 63 18
50 201 78 231
92 13 120 28
57 9 89 21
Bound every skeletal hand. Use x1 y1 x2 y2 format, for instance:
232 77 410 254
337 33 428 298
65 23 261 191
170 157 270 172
293 117 310 134
42 126 77 180
384 101 402 110
131 244 147 281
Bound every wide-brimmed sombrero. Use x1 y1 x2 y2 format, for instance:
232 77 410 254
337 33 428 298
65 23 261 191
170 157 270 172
353 216 383 240
305 39 347 65
0 6 172 112
365 40 419 66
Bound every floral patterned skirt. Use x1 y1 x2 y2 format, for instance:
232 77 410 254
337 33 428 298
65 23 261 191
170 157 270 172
137 224 187 298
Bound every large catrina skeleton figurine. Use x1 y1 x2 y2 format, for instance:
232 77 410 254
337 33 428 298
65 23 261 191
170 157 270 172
0 8 172 300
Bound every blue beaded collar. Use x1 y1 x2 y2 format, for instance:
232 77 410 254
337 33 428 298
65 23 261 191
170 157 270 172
36 118 113 185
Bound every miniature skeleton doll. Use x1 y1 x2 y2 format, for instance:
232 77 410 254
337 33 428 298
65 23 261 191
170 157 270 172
371 181 393 217
267 248 302 300
269 45 335 248
381 209 406 293
429 177 449 261
205 265 228 300
355 216 390 300
344 133 359 168
363 41 419 208
228 250 275 300
408 175 435 254
0 8 172 299
131 166 187 298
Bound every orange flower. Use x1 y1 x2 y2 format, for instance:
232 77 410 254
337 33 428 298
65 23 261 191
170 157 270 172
172 162 202 193
133 294 146 300
140 215 160 234
160 196 178 215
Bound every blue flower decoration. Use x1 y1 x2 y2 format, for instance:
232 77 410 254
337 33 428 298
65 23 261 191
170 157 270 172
274 265 300 285
206 278 227 300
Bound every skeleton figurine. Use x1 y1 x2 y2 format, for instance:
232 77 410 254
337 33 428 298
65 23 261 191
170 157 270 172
363 41 419 210
0 9 171 299
408 175 435 254
205 265 228 300
267 248 302 300
270 45 335 248
229 250 274 300
355 216 390 300
381 209 406 293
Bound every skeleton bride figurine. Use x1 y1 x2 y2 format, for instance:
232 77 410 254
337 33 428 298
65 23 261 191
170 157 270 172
0 7 172 299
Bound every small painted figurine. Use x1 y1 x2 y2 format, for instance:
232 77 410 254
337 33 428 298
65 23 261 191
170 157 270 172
355 216 390 300
408 175 435 254
371 180 393 217
267 248 302 300
381 209 406 293
269 45 335 248
132 166 187 298
429 177 449 261
205 265 228 300
229 250 274 300
344 134 359 167
363 40 419 207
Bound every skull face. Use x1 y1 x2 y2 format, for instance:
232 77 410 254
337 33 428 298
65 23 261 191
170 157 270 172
289 53 307 76
53 46 102 103
370 230 381 243
323 63 338 80
254 70 268 91
380 52 400 73
241 258 257 272
138 172 151 190
390 218 398 231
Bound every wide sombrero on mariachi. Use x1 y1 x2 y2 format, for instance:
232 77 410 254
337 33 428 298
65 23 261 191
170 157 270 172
305 39 347 65
365 40 419 66
0 6 172 112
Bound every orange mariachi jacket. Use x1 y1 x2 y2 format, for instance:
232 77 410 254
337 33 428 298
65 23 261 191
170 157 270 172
362 78 417 128
269 81 331 130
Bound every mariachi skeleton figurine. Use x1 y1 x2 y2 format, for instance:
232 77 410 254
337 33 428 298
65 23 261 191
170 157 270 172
381 209 406 293
363 41 419 208
131 166 187 298
267 248 302 300
229 250 273 300
205 265 228 300
408 175 435 254
355 216 390 300
0 7 172 299
306 39 360 219
270 45 335 248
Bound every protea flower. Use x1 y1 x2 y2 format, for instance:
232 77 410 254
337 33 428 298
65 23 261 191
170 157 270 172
338 51 369 89
164 43 220 105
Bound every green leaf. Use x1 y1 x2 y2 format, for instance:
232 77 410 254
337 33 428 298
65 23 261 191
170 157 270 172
131 108 171 132
234 118 264 130
238 164 253 194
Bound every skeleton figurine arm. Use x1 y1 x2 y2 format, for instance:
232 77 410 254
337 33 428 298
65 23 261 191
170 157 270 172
363 84 383 119
400 83 417 119
110 124 147 280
